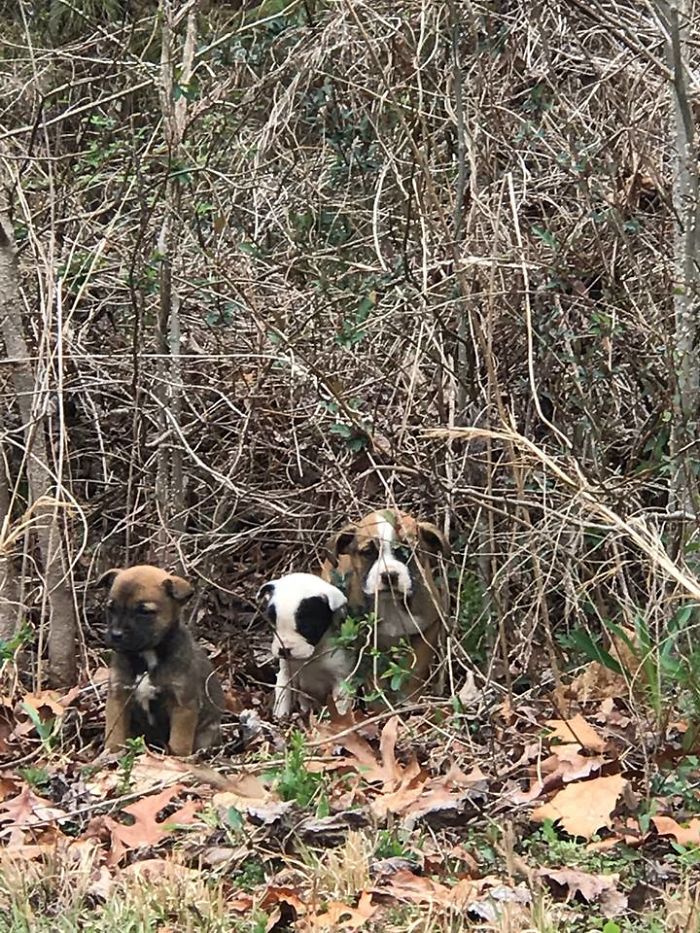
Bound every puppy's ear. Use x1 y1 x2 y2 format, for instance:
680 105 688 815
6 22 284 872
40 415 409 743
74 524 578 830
326 524 357 564
256 582 275 604
96 568 120 589
418 522 450 558
324 586 347 613
163 574 194 603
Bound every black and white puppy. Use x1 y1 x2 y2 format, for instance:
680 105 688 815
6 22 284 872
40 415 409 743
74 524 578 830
257 573 353 719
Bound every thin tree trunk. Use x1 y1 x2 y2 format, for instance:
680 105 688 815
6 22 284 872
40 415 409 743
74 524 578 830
0 212 78 686
666 0 700 524
154 0 195 572
0 443 19 643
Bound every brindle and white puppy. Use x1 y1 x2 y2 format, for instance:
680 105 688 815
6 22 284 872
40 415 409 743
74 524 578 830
257 573 351 719
98 565 224 756
322 510 449 699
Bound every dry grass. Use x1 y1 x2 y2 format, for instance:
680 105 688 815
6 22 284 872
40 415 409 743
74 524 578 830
0 0 699 773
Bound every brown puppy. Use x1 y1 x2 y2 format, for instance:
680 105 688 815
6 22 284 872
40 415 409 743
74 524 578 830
98 565 224 756
322 510 449 700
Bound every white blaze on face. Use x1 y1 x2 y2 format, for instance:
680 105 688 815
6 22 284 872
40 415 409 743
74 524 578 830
363 517 413 598
260 573 347 661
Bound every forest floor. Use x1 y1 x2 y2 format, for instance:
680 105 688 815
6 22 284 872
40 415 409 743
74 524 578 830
1 632 699 933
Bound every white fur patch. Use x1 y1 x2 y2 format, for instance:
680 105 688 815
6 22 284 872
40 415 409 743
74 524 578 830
261 573 347 661
272 645 355 718
364 518 412 599
134 673 160 723
141 649 158 672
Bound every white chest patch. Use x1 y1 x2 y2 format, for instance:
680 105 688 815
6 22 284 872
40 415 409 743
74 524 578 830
135 651 160 724
134 674 160 722
141 649 158 671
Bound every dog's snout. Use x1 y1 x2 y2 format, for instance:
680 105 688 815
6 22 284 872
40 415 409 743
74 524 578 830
277 646 292 660
381 570 399 585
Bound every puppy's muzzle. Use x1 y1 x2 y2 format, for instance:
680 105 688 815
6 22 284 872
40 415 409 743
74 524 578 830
277 646 292 660
109 628 125 647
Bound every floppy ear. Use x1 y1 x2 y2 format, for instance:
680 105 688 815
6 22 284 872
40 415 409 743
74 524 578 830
327 524 357 563
162 574 194 603
324 585 347 613
418 522 450 558
96 568 120 589
256 582 275 604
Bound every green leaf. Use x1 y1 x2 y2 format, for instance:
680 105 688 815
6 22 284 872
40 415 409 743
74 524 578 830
329 422 353 438
673 604 694 628
226 807 244 830
532 225 557 249
347 436 367 452
21 703 55 742
566 628 623 674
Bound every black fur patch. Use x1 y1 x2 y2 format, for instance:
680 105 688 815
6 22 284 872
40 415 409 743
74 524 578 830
296 595 333 646
265 602 277 625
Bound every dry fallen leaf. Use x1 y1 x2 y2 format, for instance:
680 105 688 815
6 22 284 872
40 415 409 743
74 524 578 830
566 661 629 703
546 714 606 752
105 785 202 864
212 771 272 817
0 774 20 802
397 763 487 829
372 867 485 907
586 820 645 852
653 815 700 846
370 759 425 820
120 858 203 882
594 697 631 728
539 867 627 917
457 670 481 706
0 787 67 847
304 892 377 930
513 744 606 803
379 716 401 789
531 774 627 839
229 892 256 913
314 720 384 782
20 691 66 718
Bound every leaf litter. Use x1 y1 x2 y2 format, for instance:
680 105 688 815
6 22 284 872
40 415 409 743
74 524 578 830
0 663 698 930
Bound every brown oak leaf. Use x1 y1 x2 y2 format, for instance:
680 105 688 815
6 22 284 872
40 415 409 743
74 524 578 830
513 744 606 803
652 815 700 846
0 787 67 847
531 774 627 839
373 868 488 907
546 714 606 752
539 867 627 917
304 892 377 930
105 784 202 864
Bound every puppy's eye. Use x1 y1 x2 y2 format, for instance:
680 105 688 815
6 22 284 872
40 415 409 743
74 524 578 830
359 542 378 559
395 545 412 563
136 605 156 616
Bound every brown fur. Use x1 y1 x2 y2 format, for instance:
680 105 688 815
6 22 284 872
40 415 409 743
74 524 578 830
321 510 449 700
98 565 224 756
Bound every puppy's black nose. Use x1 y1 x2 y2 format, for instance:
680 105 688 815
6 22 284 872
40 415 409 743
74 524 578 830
381 571 399 585
277 647 292 660
110 630 124 645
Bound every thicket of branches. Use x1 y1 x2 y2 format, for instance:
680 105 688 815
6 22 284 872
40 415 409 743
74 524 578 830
1 0 699 694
